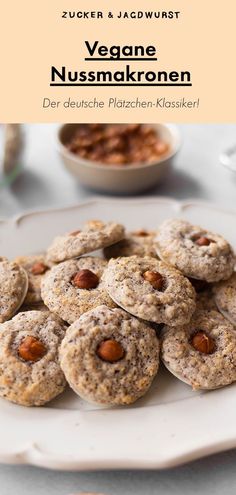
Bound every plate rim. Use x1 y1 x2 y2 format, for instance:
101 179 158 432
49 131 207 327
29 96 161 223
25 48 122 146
1 195 236 471
2 195 236 225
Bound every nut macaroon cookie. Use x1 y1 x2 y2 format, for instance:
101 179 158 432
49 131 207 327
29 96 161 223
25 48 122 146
41 257 116 324
155 219 235 282
60 305 160 406
46 220 125 263
0 258 28 323
14 254 50 304
161 310 236 390
0 310 67 406
213 272 236 325
104 229 158 259
103 255 196 325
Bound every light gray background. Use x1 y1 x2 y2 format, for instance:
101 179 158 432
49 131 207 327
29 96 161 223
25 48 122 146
1 123 236 495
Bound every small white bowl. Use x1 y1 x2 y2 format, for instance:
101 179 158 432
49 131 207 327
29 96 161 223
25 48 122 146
57 124 181 194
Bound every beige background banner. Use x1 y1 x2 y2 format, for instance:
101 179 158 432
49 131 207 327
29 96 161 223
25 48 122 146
0 0 235 122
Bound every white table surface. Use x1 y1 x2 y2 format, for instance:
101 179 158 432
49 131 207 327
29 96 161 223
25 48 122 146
1 123 236 494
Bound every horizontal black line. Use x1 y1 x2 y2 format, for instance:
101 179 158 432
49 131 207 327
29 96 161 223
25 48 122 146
50 83 192 87
84 57 158 61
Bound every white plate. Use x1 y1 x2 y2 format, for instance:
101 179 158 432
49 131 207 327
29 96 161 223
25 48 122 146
1 197 236 471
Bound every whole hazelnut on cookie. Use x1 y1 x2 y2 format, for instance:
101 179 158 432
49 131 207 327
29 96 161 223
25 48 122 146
191 331 215 354
143 270 164 290
97 339 125 363
71 269 99 289
194 236 212 247
31 262 48 275
133 229 149 237
18 336 47 362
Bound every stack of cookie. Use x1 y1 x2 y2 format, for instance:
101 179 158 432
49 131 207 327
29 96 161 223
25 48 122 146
156 219 236 390
0 217 235 408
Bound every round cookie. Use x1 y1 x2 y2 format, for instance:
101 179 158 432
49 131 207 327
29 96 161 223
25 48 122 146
104 229 158 259
46 220 125 263
14 254 50 304
0 258 28 322
155 219 235 282
161 310 236 390
41 257 116 324
60 305 160 406
0 310 67 406
213 273 236 325
103 255 196 326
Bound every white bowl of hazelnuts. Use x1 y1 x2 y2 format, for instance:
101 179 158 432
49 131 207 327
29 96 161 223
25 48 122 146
57 123 181 194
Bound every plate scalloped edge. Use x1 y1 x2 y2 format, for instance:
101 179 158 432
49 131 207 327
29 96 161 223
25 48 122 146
0 196 236 471
1 195 236 226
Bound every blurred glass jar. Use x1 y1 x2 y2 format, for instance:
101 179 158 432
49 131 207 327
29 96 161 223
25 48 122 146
220 144 236 173
0 124 24 187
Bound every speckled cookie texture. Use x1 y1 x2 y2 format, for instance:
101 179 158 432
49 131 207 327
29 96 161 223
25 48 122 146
60 305 160 406
46 220 125 263
0 311 67 406
14 254 50 304
213 273 236 325
41 257 116 324
155 219 235 282
104 229 158 259
0 258 28 323
103 255 196 325
161 310 236 390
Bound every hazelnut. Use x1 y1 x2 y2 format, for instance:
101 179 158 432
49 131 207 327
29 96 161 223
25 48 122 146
97 339 125 363
18 336 47 362
191 331 215 354
66 124 169 166
105 153 126 165
126 123 141 133
104 136 124 152
194 236 211 246
88 123 103 131
143 270 164 290
139 125 155 137
78 137 93 148
133 229 149 237
31 262 48 275
71 269 99 289
77 149 88 158
154 141 169 155
69 230 81 236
